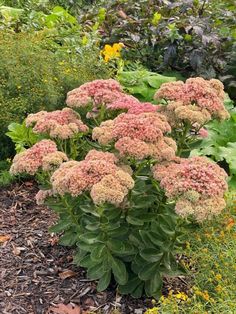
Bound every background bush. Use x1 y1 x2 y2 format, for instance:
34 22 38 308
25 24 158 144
0 31 109 159
79 0 236 99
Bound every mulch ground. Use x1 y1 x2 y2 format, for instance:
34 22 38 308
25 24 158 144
0 181 191 314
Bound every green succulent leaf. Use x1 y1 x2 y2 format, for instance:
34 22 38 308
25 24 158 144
111 256 128 285
97 270 111 291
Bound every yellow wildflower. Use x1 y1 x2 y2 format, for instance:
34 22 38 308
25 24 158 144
174 291 188 301
144 307 159 314
202 291 210 301
185 241 190 249
101 43 124 62
215 285 223 293
215 274 222 281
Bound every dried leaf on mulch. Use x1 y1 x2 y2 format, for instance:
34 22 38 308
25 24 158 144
0 235 11 243
47 303 81 314
59 270 77 280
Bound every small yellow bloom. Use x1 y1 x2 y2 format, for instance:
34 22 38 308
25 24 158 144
144 307 159 314
215 274 222 281
101 42 124 63
185 241 190 249
202 291 210 301
174 291 188 301
215 285 223 293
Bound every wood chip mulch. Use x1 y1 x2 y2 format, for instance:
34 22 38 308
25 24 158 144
0 181 191 314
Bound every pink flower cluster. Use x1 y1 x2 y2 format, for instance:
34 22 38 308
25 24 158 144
66 79 123 108
26 108 88 139
51 150 134 206
106 94 158 114
41 151 69 171
10 140 60 175
154 77 229 126
153 157 228 221
66 79 159 117
92 112 177 161
35 189 54 205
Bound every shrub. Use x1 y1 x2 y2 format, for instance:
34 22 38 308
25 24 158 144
80 0 236 93
0 31 109 159
191 109 236 190
9 77 230 298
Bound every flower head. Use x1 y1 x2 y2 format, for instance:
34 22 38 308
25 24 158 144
26 108 88 139
51 150 134 205
35 189 54 205
91 170 134 205
66 79 123 108
42 151 69 171
92 112 176 161
154 77 229 125
10 140 58 175
101 43 124 62
153 157 228 221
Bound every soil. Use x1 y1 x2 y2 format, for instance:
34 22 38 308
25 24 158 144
0 181 191 314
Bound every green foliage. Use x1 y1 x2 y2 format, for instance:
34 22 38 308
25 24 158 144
80 0 236 90
191 111 236 190
118 70 178 102
0 31 109 159
6 122 40 153
0 160 15 187
157 199 236 313
46 171 185 298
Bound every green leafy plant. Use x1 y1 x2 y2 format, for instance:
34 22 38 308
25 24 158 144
6 122 40 153
0 160 15 187
46 163 185 298
80 0 236 98
0 31 109 159
118 70 177 102
191 112 236 190
8 77 229 298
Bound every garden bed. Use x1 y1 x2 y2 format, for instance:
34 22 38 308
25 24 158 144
0 182 191 314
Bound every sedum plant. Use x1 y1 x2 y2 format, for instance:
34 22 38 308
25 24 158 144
9 77 229 298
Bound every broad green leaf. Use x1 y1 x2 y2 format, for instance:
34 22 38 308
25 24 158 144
139 230 155 248
90 244 106 261
79 232 101 244
79 255 100 268
126 215 144 226
111 256 128 285
97 270 111 291
138 262 159 280
131 282 144 298
218 143 236 175
145 271 162 297
118 276 142 295
59 230 79 246
140 248 163 263
49 218 72 233
87 263 105 280
73 249 87 265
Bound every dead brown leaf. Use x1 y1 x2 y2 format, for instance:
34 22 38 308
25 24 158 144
49 235 59 246
59 270 77 280
47 303 81 314
0 235 11 243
